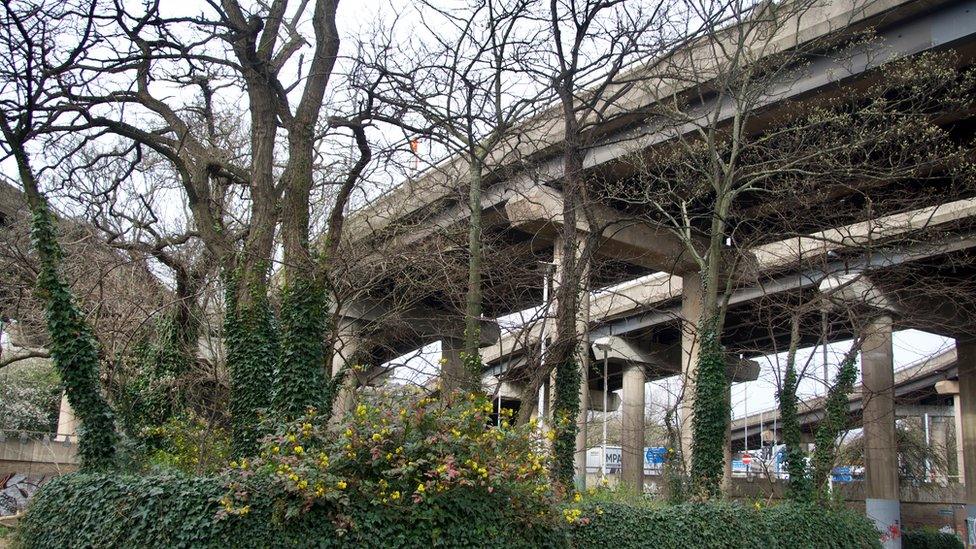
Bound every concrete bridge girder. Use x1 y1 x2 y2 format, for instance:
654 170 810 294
504 186 702 274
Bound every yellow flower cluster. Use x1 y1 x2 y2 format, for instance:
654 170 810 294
563 508 583 524
464 459 489 479
219 495 251 516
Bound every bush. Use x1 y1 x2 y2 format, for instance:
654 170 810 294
904 528 964 549
0 360 60 432
20 477 886 548
18 472 564 548
565 501 881 548
17 391 882 549
117 413 232 475
224 390 555 525
19 392 564 548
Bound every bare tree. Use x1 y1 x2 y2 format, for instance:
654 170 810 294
0 0 120 468
526 0 687 490
43 0 379 454
354 0 548 393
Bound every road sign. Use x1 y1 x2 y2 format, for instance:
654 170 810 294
831 466 853 483
742 452 752 466
645 447 667 465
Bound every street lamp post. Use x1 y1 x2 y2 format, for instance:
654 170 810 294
603 346 609 479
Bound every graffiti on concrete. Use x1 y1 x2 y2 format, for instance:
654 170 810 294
0 473 46 516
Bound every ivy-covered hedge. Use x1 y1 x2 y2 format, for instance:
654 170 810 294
17 473 563 548
903 529 964 549
20 474 889 549
566 501 882 548
21 474 886 549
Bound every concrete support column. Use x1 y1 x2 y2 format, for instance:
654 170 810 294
956 340 976 533
861 314 901 548
621 362 646 492
54 393 78 441
440 337 466 396
936 380 965 485
930 416 950 485
330 320 361 423
956 393 967 486
680 272 702 473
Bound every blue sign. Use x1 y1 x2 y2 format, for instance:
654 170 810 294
831 466 853 483
645 447 667 465
732 460 747 472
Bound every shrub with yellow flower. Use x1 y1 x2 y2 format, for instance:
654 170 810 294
222 388 557 529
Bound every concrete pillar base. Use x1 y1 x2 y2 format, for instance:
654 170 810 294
965 504 976 547
621 362 646 493
54 393 78 442
330 321 362 424
866 498 902 549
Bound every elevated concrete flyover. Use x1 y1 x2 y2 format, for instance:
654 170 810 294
341 0 976 259
332 0 976 399
729 346 961 452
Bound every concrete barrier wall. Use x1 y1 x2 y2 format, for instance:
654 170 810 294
588 473 969 538
0 437 78 477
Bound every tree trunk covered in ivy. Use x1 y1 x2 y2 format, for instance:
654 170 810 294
549 121 587 493
690 212 732 497
28 200 119 470
811 346 859 497
552 354 581 490
779 315 811 500
223 271 278 457
273 274 330 419
5 133 119 470
689 316 728 497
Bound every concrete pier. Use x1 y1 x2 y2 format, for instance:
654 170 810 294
621 362 646 490
956 340 976 541
680 272 702 473
331 320 362 421
54 394 78 441
440 336 465 395
862 314 901 548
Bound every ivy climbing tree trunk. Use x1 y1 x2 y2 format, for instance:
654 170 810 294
779 314 812 500
0 2 119 471
273 274 330 419
811 345 860 497
549 127 587 493
690 211 733 498
224 269 278 457
689 315 729 497
8 146 119 470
